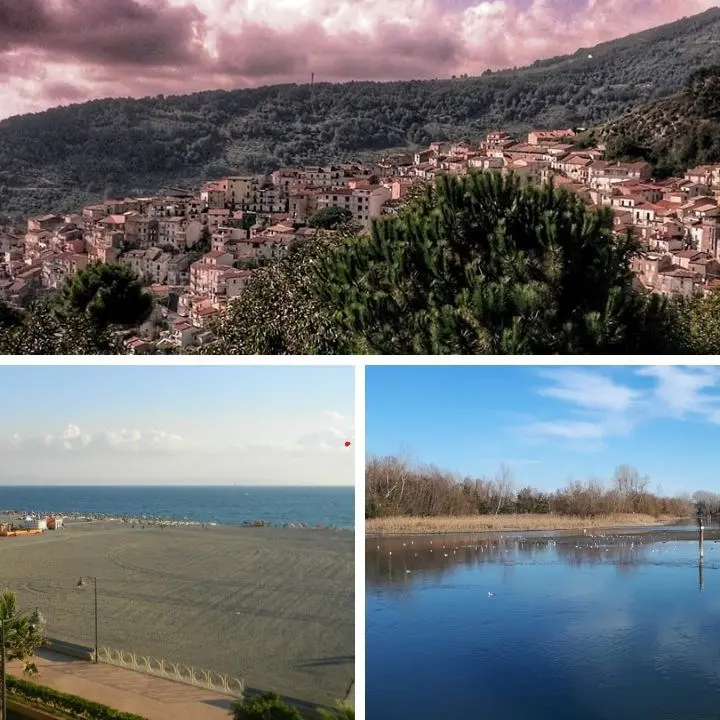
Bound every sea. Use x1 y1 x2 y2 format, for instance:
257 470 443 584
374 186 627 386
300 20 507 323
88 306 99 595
0 485 354 530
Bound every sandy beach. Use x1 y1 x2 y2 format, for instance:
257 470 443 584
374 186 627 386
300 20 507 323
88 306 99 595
0 519 354 707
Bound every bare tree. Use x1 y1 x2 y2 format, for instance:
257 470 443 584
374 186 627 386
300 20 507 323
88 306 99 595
493 464 515 515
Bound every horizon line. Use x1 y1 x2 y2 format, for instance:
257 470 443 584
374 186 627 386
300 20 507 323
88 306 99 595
0 484 354 488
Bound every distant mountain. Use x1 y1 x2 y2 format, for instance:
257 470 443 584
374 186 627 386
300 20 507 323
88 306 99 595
2 7 720 217
598 64 720 175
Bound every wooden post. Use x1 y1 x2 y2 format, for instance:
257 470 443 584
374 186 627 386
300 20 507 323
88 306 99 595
699 517 705 559
699 555 705 593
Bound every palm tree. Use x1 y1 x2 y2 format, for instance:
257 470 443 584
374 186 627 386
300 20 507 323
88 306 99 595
0 590 45 676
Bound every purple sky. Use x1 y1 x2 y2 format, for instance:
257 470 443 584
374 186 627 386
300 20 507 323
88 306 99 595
0 0 715 119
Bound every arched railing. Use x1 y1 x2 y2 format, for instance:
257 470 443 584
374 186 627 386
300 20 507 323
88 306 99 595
97 646 245 697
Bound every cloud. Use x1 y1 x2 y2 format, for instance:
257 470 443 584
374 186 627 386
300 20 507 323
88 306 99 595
638 366 720 419
0 0 716 118
537 369 639 412
105 428 142 448
324 410 345 421
520 366 720 450
525 420 610 441
7 423 183 455
239 410 353 454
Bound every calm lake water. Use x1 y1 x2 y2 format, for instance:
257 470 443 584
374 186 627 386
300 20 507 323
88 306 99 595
366 526 720 720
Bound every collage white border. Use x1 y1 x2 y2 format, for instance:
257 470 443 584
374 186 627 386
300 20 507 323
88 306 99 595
3 353 720 720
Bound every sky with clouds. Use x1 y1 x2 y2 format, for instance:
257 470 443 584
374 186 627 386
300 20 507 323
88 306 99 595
0 0 716 119
0 365 354 485
366 365 720 496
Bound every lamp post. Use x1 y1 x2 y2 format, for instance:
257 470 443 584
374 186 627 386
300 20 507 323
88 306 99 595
76 577 98 663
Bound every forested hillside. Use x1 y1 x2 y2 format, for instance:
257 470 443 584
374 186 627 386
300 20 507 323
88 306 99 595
2 7 720 217
597 64 720 175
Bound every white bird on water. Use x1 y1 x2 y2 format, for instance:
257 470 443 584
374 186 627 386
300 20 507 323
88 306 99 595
488 592 495 597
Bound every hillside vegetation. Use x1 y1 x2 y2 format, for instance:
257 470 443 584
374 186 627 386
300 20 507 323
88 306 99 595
597 64 720 175
2 8 720 217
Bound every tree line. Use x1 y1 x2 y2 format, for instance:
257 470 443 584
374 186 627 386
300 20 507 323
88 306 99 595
365 456 696 519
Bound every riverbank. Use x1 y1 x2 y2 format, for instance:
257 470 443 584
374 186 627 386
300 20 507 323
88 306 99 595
366 513 690 535
0 520 354 707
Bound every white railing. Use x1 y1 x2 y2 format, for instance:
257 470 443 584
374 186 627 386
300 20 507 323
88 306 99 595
97 646 245 697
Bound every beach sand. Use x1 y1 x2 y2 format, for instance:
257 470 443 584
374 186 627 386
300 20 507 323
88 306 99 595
0 520 354 707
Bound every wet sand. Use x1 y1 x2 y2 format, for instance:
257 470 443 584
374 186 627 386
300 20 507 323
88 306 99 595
0 520 354 707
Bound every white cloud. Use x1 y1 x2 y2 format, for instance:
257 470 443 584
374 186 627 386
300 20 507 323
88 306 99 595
8 424 184 455
147 429 184 450
525 420 608 441
537 369 639 412
638 366 720 419
105 428 142 448
324 410 345 421
519 366 720 449
0 411 354 485
61 423 81 441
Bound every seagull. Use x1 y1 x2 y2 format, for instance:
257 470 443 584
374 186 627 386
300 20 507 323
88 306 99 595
488 592 495 597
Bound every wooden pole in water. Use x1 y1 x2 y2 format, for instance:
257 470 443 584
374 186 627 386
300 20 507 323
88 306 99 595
699 515 705 559
699 555 705 593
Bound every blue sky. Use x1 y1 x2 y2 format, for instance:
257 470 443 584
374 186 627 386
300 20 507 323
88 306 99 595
0 365 354 486
366 366 720 496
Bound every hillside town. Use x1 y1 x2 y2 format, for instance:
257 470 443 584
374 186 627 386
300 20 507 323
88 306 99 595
1 128 719 352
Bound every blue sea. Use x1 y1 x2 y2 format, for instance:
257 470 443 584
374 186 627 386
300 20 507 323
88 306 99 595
0 485 354 530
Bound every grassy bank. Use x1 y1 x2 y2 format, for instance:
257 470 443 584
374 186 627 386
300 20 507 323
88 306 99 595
366 513 689 535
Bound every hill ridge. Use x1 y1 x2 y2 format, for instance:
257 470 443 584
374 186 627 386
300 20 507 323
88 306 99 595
3 7 720 216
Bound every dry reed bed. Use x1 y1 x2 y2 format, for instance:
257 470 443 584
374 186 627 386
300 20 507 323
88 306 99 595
366 513 688 535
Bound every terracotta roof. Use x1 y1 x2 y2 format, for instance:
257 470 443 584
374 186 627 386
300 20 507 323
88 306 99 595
99 215 126 225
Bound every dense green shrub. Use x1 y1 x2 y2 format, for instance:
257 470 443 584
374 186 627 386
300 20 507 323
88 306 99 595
7 675 148 720
232 693 304 720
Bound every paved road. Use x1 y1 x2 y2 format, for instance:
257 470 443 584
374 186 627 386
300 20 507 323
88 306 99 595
7 649 233 720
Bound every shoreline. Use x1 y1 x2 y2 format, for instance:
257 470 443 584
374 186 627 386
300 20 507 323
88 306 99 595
366 513 691 536
0 510 353 533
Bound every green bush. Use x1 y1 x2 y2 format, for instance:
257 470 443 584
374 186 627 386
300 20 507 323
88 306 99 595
232 693 304 720
7 675 149 720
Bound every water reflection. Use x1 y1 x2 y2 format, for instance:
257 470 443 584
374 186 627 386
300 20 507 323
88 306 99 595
366 526 720 720
367 527 720 590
